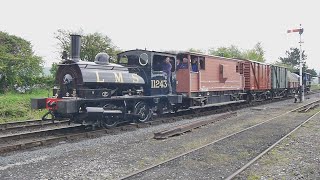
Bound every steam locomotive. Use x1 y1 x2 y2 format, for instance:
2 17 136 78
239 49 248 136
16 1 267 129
32 35 308 128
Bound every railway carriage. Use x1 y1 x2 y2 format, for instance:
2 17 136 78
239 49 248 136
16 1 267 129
175 52 246 107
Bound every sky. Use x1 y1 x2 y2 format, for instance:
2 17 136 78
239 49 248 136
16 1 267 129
0 0 319 72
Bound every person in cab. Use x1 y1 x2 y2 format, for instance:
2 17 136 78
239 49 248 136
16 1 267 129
162 57 172 94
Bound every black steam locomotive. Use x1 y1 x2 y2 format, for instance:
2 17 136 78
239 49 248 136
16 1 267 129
32 35 182 128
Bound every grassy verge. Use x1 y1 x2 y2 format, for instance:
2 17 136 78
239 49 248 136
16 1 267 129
311 84 320 91
0 89 51 124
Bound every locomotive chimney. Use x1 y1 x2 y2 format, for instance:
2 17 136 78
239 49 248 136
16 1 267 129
70 34 81 62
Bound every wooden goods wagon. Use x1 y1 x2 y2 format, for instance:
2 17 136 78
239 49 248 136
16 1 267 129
271 65 288 90
242 60 271 91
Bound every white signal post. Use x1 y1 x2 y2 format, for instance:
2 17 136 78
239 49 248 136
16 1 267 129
287 24 304 102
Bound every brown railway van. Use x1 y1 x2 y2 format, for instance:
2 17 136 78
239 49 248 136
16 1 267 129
175 52 245 106
242 60 271 91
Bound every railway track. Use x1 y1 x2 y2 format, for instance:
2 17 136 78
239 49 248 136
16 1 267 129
0 119 65 130
117 99 320 180
0 119 70 135
226 109 320 179
0 92 317 154
0 124 84 154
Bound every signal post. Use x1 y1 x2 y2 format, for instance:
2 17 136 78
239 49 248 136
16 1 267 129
287 24 304 102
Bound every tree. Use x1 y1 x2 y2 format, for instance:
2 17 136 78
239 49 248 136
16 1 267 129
208 45 243 59
305 68 317 77
50 62 58 77
242 42 265 62
54 29 120 61
278 47 318 77
188 48 205 54
279 47 307 70
278 47 309 73
209 43 266 62
0 31 43 92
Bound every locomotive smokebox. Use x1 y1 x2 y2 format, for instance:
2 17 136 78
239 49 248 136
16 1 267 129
70 34 81 61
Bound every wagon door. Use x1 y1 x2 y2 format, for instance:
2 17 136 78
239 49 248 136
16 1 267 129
176 53 190 94
190 55 204 93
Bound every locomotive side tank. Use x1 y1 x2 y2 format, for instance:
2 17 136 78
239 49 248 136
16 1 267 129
55 60 145 99
55 35 145 99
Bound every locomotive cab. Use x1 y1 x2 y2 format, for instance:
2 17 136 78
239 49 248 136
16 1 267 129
117 50 177 96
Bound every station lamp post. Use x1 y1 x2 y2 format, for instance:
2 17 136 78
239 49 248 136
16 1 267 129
287 24 304 102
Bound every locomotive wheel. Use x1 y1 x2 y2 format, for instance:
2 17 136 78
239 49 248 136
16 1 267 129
134 101 152 123
101 104 119 128
102 118 118 129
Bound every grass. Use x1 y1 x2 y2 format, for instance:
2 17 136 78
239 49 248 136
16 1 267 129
311 84 320 91
0 89 51 123
247 174 261 180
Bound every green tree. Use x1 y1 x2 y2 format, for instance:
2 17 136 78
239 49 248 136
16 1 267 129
279 47 307 69
242 42 265 62
188 48 205 54
278 47 308 72
305 68 317 77
209 43 265 62
54 29 120 61
208 45 243 59
50 62 58 77
278 47 317 76
0 31 43 92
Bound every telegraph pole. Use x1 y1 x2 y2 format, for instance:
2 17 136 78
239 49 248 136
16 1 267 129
287 25 304 102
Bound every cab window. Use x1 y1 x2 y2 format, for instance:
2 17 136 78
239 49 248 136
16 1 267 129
152 55 175 72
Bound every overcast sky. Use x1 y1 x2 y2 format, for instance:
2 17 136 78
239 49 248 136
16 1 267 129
0 0 319 72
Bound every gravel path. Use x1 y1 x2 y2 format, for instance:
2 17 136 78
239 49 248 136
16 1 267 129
0 94 319 180
235 109 320 180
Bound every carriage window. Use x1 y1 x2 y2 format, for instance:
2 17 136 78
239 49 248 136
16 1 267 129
199 57 205 70
190 55 205 71
190 55 199 72
176 54 189 70
236 62 244 74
